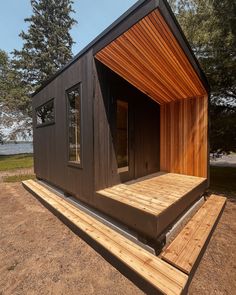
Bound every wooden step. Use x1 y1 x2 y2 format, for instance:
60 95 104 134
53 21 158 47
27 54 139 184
161 195 226 275
22 179 188 295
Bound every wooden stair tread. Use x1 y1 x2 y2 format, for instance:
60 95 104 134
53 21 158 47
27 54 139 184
22 179 188 295
161 195 226 274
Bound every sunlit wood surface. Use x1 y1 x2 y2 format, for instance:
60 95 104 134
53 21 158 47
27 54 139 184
97 172 206 216
96 9 206 104
160 95 208 178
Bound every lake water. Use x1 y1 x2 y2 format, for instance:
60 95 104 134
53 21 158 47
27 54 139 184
0 143 33 155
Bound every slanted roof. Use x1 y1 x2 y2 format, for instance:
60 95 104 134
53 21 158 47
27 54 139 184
33 0 209 98
95 9 206 104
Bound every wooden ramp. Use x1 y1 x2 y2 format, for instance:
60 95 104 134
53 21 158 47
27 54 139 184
22 179 188 295
161 195 226 274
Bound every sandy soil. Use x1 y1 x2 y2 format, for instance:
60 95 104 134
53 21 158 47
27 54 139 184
0 181 235 295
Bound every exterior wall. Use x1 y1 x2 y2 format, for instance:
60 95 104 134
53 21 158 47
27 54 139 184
160 95 208 178
32 50 95 204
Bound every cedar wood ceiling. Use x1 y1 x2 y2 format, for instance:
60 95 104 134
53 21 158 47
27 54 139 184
95 9 207 105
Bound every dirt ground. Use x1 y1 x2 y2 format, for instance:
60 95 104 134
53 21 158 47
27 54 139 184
0 168 34 183
0 182 235 295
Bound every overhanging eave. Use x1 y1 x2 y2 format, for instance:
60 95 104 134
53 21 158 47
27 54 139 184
95 9 207 105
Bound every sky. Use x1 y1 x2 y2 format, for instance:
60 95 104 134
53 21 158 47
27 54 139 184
0 0 138 56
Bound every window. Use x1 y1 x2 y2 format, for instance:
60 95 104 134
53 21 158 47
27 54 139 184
36 99 55 127
116 100 129 172
67 84 81 164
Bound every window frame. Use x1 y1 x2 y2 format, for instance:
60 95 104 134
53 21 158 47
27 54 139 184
66 82 83 169
116 99 129 173
35 98 55 128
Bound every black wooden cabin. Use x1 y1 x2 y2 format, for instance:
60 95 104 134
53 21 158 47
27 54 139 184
32 0 209 240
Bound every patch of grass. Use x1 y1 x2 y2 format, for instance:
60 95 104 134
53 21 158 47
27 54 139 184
210 166 236 194
3 174 36 183
0 154 33 171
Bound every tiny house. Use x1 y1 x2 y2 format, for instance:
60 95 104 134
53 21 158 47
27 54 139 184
32 0 210 242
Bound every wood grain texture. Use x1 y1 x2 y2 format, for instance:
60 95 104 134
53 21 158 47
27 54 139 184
160 95 208 178
23 179 188 295
161 195 226 274
97 172 206 217
95 9 206 104
95 171 207 238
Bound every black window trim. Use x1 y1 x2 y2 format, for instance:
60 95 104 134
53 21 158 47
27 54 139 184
66 82 83 169
35 98 55 128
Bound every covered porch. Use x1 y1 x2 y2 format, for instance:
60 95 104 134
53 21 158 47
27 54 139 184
95 6 209 181
96 172 207 239
93 3 209 240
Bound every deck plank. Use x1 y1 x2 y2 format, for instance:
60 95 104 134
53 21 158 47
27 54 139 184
161 195 226 274
111 186 171 208
23 179 188 295
97 172 206 217
98 188 159 215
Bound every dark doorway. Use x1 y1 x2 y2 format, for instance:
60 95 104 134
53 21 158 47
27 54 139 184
109 70 160 182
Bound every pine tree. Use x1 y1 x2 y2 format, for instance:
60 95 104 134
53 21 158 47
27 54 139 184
13 0 77 88
0 50 31 140
1 0 77 139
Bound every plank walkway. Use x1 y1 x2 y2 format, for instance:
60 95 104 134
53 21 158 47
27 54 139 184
161 195 226 274
97 172 206 216
23 179 188 295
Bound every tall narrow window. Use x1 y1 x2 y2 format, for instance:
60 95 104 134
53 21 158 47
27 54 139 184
67 84 81 164
36 99 55 127
117 100 129 172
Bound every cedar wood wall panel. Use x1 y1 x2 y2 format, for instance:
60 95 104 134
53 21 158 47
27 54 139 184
33 50 95 204
95 7 208 180
160 95 208 178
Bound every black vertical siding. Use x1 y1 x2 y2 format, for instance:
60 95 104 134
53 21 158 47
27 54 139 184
33 54 160 202
33 50 94 203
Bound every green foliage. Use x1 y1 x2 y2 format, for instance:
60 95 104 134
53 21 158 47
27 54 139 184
210 105 236 153
0 154 33 171
3 174 36 183
171 0 236 100
169 0 236 153
13 0 77 87
210 166 236 195
0 50 31 140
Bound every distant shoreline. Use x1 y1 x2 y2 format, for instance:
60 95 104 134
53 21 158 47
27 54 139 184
0 142 33 156
0 153 33 156
1 141 33 144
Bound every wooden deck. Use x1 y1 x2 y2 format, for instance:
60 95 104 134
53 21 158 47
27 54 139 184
23 179 188 295
96 172 207 239
22 180 226 294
